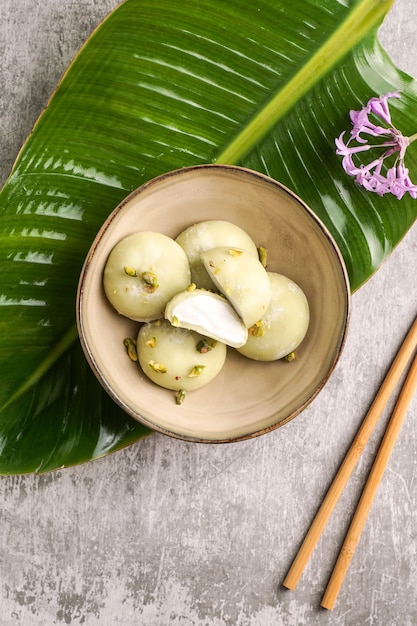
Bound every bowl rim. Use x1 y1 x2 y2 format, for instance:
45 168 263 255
76 163 351 443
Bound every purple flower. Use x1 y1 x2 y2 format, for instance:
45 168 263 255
335 92 417 199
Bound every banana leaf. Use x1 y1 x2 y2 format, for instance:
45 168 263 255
1 0 416 474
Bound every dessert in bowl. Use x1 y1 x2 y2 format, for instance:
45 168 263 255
76 164 350 442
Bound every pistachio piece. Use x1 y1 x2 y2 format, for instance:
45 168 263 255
148 360 167 373
248 321 265 337
175 389 187 405
141 271 159 293
188 365 205 378
123 266 138 277
123 337 138 361
258 246 268 268
196 338 217 353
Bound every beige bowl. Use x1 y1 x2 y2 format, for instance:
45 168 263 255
76 164 350 442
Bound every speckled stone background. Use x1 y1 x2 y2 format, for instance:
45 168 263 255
1 1 417 624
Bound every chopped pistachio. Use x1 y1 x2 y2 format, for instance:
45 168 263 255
196 338 217 353
175 389 186 405
188 365 206 378
123 338 138 361
171 316 180 327
248 320 265 337
284 352 296 362
145 336 157 348
148 360 167 373
258 246 268 268
228 248 243 257
123 266 137 277
141 271 159 293
187 283 197 292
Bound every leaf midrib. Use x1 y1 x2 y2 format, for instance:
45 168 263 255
215 0 394 165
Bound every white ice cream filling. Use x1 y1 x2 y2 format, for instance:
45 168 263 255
166 291 248 348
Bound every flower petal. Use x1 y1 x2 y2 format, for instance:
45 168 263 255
335 91 417 199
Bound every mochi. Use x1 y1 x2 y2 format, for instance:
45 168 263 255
237 272 310 361
103 231 190 321
137 319 227 392
176 220 258 290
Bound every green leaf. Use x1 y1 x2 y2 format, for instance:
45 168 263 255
1 0 416 473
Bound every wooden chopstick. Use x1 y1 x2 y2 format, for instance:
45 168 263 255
321 349 417 609
283 316 417 594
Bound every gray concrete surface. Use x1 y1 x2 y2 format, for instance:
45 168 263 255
1 1 417 624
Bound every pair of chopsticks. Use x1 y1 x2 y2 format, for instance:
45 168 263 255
283 316 417 610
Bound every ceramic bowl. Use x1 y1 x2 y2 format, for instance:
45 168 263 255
76 164 350 442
